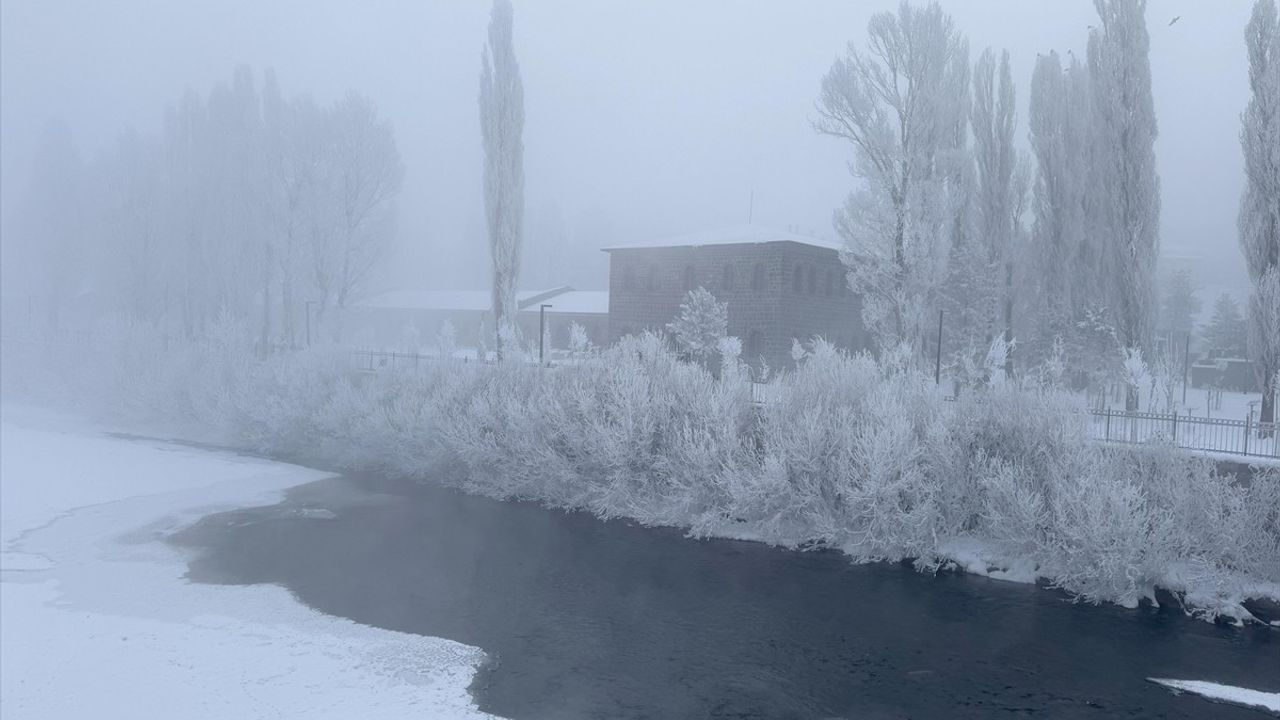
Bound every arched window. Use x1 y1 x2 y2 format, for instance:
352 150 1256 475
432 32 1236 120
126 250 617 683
807 265 817 295
722 264 735 292
825 269 835 297
793 266 804 293
622 265 636 291
751 263 765 292
683 264 696 291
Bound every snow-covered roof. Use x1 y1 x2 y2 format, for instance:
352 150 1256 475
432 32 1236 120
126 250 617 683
354 287 572 312
601 225 840 252
519 290 609 315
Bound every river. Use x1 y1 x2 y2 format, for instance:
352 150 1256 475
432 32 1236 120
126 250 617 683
172 473 1279 719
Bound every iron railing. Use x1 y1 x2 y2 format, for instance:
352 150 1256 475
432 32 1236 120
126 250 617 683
1087 407 1277 458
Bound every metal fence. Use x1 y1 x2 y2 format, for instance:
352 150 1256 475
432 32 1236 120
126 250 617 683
350 349 496 373
353 351 1277 460
1086 408 1278 458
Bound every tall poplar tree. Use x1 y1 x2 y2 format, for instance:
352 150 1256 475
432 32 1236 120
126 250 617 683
1240 0 1280 424
479 0 526 359
1087 0 1160 408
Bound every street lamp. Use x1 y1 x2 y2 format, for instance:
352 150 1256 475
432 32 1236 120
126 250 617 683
305 300 319 348
539 304 553 365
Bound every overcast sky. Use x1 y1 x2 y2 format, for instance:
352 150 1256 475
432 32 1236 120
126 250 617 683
0 0 1256 293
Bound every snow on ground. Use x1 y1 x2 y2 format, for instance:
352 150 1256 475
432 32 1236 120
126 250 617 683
1149 678 1280 714
0 402 495 720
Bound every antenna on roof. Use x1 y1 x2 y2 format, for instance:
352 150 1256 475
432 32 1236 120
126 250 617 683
748 188 754 225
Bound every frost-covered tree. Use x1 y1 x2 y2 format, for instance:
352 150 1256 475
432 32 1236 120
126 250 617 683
20 68 402 348
1248 270 1280 415
568 322 594 358
1158 268 1201 339
1240 0 1280 424
479 0 525 359
311 92 403 338
1203 293 1248 359
969 48 1027 376
667 287 728 365
1029 51 1094 359
1087 0 1160 405
816 1 969 355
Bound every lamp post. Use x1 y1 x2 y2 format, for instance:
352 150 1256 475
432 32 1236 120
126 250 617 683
539 304 553 365
305 300 319 348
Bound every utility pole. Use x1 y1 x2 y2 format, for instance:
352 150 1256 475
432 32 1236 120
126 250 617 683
539 304 553 365
935 309 944 386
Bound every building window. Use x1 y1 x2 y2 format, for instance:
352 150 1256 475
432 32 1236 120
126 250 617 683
722 264 735 292
807 265 816 295
623 265 636 291
793 265 803 293
683 264 696 291
751 263 765 291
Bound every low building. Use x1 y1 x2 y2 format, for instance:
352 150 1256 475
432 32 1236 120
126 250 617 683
1191 357 1261 392
603 225 865 371
341 286 608 354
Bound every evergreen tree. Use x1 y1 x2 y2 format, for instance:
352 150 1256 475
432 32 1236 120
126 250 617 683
1203 294 1248 358
667 287 728 365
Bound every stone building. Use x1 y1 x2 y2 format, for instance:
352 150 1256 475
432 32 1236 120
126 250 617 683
603 225 865 371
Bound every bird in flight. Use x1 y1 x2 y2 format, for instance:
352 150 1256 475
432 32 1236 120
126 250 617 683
1169 16 1181 26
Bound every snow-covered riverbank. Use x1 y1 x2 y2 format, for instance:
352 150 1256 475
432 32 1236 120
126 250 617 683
0 402 493 720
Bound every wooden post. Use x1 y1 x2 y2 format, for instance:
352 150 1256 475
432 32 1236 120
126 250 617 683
1105 408 1111 441
1244 409 1251 456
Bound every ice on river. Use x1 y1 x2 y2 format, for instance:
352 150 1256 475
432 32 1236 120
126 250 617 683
0 402 494 720
1149 678 1280 714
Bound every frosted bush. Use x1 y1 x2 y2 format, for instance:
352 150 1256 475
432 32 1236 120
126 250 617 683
9 318 1279 622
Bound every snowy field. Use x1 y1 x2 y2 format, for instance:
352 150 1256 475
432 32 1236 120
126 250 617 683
0 402 494 720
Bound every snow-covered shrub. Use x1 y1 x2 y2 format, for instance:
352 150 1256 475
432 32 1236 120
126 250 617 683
9 316 1279 623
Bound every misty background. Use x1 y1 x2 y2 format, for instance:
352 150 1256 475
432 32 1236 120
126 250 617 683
0 0 1254 303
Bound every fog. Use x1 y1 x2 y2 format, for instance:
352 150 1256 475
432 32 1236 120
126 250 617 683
0 0 1255 300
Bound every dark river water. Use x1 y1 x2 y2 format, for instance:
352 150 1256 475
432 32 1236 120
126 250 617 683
172 474 1279 719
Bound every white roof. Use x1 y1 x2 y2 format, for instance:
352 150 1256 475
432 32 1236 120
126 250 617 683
602 225 840 252
520 290 609 315
355 288 568 312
